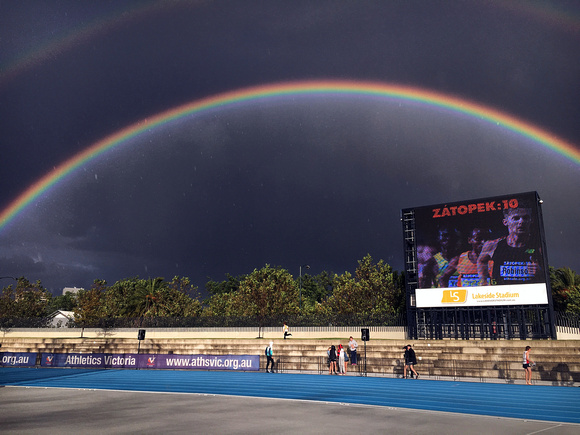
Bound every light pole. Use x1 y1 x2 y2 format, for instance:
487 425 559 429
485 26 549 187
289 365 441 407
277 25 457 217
299 264 310 311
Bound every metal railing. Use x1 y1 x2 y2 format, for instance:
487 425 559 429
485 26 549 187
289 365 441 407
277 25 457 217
1 311 578 337
555 312 580 333
0 312 407 329
265 356 579 385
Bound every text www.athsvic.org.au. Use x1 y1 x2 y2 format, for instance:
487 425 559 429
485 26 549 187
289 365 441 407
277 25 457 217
165 356 253 370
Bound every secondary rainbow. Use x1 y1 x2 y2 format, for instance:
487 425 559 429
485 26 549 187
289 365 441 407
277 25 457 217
1 80 579 232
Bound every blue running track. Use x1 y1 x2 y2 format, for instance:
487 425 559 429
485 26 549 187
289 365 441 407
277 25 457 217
2 368 579 424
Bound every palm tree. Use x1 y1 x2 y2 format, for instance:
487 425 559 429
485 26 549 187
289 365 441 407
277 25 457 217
135 278 165 318
551 267 580 312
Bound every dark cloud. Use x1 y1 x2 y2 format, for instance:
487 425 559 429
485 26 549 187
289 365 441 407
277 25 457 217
0 1 578 293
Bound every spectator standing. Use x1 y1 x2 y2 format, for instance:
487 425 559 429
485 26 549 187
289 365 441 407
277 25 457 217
328 345 338 374
403 344 419 379
523 345 534 385
348 336 358 365
265 341 274 373
338 344 347 375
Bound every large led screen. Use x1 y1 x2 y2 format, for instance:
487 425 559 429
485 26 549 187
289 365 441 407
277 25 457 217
409 192 549 307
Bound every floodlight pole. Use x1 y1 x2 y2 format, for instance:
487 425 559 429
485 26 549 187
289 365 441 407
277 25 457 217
299 264 310 311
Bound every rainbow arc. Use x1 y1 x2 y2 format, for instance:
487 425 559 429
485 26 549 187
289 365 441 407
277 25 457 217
1 80 578 232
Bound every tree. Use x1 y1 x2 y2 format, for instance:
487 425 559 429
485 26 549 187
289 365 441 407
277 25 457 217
326 270 359 315
45 291 78 314
300 271 334 311
205 274 244 296
132 277 165 318
202 291 237 317
566 289 580 315
238 265 299 318
203 275 244 316
0 278 51 318
102 276 202 319
203 265 299 319
157 276 202 317
391 270 407 314
325 254 403 316
0 286 16 318
74 280 107 327
104 277 149 318
550 267 580 314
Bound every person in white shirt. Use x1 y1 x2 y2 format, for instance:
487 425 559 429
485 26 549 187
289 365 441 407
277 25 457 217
348 336 358 365
523 345 534 385
338 344 347 375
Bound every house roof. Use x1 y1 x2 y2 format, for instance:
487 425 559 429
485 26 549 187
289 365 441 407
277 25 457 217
49 310 75 319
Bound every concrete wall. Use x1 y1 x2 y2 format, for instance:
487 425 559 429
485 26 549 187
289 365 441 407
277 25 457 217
3 325 578 340
556 326 580 340
0 326 407 340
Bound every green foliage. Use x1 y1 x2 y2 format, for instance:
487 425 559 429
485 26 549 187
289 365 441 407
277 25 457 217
0 277 50 318
0 287 15 317
45 291 78 314
29 255 580 323
205 274 244 296
567 290 580 315
104 277 149 318
102 276 201 318
202 291 236 317
1 257 408 324
239 265 299 318
300 271 334 312
550 266 580 314
203 265 299 318
391 270 406 314
162 276 202 317
325 254 403 316
74 280 107 326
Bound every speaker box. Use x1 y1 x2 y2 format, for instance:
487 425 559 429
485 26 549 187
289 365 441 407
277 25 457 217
361 328 370 341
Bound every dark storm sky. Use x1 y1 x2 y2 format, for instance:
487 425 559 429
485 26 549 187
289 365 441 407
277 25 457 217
1 1 579 294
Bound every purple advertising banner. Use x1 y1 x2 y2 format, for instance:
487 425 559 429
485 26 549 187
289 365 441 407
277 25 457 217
40 353 136 368
40 353 260 371
147 354 259 371
0 352 37 367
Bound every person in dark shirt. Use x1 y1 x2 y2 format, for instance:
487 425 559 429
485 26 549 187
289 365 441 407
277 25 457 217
403 344 419 379
328 345 338 375
477 205 542 285
265 341 274 373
